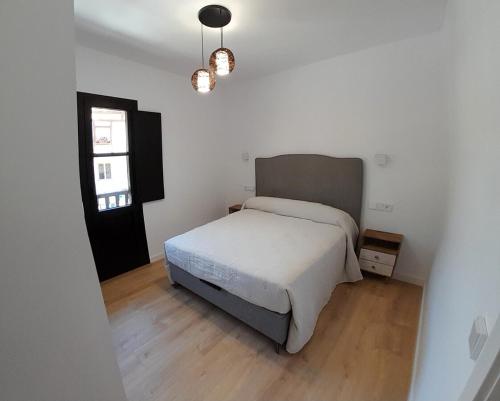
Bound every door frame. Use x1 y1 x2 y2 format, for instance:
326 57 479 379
77 92 150 280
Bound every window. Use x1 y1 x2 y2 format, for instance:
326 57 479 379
94 125 112 145
97 163 112 180
98 164 105 180
91 108 132 211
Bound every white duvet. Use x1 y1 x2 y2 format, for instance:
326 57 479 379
164 197 362 353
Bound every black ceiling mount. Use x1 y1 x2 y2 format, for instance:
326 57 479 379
198 5 232 28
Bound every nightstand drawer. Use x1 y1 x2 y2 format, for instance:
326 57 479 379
359 259 394 277
359 248 396 266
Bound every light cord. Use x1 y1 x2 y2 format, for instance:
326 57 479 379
201 24 205 68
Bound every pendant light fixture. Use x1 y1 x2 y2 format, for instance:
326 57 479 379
191 5 234 92
209 27 235 76
191 24 215 93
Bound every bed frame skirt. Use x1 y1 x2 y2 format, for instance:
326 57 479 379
168 262 291 350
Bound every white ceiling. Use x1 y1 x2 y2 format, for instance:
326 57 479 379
75 0 448 80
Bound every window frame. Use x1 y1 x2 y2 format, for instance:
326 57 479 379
77 93 139 216
91 108 132 212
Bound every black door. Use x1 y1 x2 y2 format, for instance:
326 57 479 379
77 93 150 281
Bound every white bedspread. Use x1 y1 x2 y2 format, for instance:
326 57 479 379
164 197 362 353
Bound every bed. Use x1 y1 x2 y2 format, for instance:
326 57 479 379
164 154 364 353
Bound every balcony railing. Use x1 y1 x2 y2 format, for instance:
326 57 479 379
97 190 131 211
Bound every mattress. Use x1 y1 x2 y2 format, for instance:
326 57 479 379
165 208 346 314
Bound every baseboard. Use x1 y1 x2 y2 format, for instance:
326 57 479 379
392 272 426 287
149 252 165 263
407 280 428 401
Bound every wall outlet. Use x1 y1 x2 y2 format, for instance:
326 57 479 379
244 186 255 192
369 202 394 212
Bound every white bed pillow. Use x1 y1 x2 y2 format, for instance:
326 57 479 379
242 196 359 240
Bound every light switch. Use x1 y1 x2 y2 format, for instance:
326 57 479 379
469 316 488 361
375 154 389 167
241 152 249 161
368 202 394 212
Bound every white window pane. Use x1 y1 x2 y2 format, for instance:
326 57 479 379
91 108 128 154
93 155 131 211
108 196 117 208
97 197 106 211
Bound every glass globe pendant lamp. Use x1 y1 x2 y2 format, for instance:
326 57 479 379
191 68 215 93
191 24 215 93
209 27 235 76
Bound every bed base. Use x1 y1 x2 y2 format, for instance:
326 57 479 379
168 262 290 353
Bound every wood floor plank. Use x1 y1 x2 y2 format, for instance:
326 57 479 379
101 260 422 401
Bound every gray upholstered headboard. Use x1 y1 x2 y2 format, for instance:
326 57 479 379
255 154 363 226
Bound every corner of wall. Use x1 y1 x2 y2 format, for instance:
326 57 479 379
407 278 429 401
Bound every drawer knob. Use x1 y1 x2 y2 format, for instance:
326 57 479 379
374 255 379 259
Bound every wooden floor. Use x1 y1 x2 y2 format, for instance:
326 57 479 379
101 260 422 401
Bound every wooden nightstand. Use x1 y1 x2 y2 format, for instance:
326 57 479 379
358 229 403 278
228 204 242 214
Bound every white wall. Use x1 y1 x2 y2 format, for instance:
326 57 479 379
221 33 448 285
75 46 228 260
76 29 448 285
411 1 500 400
0 2 126 401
